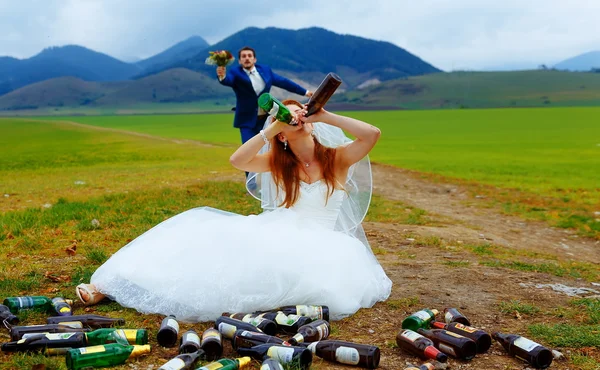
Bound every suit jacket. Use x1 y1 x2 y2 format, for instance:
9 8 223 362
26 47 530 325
219 64 307 128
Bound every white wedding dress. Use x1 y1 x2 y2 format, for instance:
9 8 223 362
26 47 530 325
90 179 392 322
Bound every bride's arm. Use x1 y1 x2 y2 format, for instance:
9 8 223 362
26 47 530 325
229 121 286 173
298 109 381 168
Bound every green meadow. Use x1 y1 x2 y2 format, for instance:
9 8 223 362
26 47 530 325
0 106 599 369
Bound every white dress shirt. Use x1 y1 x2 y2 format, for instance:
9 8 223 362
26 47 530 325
245 67 266 95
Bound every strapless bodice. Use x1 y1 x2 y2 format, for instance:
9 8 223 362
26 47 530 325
286 180 345 230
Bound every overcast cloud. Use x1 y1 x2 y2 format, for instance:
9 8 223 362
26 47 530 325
0 0 598 70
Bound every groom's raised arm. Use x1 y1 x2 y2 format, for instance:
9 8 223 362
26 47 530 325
217 66 234 87
270 69 310 97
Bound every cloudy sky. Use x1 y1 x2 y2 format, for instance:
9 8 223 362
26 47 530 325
0 0 598 71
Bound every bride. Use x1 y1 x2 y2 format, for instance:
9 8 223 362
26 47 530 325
76 101 392 322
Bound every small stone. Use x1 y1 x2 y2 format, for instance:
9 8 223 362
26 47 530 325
368 329 375 334
3 194 8 198
91 219 100 228
43 203 52 208
407 238 415 242
552 349 565 360
74 180 86 185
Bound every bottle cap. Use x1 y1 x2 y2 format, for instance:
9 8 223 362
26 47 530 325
431 321 445 329
424 346 447 363
237 356 252 368
130 344 152 357
431 309 439 316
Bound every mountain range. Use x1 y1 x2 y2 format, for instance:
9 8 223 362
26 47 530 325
554 50 600 71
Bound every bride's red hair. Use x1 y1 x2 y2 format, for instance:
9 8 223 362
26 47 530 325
269 100 339 208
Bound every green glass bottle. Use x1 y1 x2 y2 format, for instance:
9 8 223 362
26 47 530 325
3 296 73 314
85 328 148 346
65 343 151 370
195 356 252 370
401 309 439 331
257 93 294 125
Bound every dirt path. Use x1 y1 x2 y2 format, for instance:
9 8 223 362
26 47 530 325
370 163 600 264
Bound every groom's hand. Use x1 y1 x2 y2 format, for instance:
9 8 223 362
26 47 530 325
216 66 226 80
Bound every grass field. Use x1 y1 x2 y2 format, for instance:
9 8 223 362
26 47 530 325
0 107 599 369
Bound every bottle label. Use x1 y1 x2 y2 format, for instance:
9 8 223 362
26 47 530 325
438 343 457 357
79 345 107 354
166 318 179 333
307 342 318 354
242 314 264 327
413 310 432 321
267 346 295 363
296 305 322 319
184 332 201 346
514 337 541 352
316 323 329 340
110 329 138 345
198 363 224 370
444 312 455 323
159 358 186 370
21 332 76 341
261 361 284 370
17 297 35 309
444 330 465 339
335 346 360 365
454 323 477 333
58 321 83 328
400 330 423 342
202 329 222 344
274 313 299 326
218 322 236 339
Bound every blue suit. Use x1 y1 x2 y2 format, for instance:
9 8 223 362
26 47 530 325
219 64 308 144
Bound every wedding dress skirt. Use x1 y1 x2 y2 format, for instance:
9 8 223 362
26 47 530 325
91 180 392 322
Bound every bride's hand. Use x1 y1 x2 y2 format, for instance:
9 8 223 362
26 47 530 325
296 106 328 124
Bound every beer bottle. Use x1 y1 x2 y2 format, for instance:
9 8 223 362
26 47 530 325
10 322 86 341
396 329 448 363
306 339 380 369
52 297 73 316
158 350 203 370
44 347 72 356
232 329 288 350
236 343 312 370
431 321 491 353
179 329 201 354
401 309 439 331
288 319 330 345
257 94 295 125
257 311 312 334
492 332 553 369
261 358 284 370
417 328 477 360
404 363 435 370
443 308 471 326
200 328 223 360
65 343 151 370
157 315 179 347
48 314 125 328
215 316 263 340
85 328 148 346
196 357 252 370
1 332 87 352
0 304 19 325
305 72 343 117
3 296 73 314
257 305 330 321
222 312 277 335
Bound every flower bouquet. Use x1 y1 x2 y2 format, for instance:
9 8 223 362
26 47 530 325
205 50 235 67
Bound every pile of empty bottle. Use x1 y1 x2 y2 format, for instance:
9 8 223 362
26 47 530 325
1 296 556 369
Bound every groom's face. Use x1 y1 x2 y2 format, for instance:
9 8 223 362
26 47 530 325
239 50 257 69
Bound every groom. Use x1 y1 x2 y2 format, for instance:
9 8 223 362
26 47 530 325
216 46 312 188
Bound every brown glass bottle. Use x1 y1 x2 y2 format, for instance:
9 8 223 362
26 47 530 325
10 322 88 341
432 321 491 353
236 343 312 370
200 328 223 361
443 308 471 326
305 73 342 117
222 312 277 336
287 319 330 346
47 314 125 328
396 329 448 363
232 329 288 350
1 332 87 352
179 329 201 354
306 339 380 369
492 332 553 369
0 304 19 326
158 350 203 370
259 305 330 321
417 328 477 360
257 311 312 334
157 315 179 347
215 316 263 340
